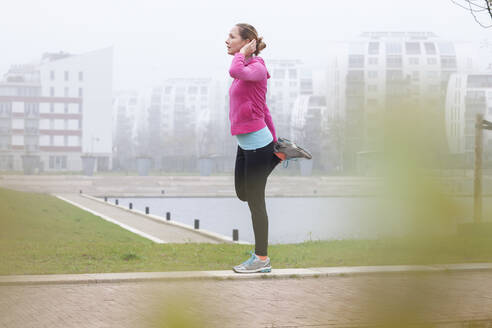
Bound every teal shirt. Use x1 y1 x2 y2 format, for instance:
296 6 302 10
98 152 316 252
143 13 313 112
236 126 273 150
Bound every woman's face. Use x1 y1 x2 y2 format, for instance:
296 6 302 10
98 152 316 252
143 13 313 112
225 26 249 56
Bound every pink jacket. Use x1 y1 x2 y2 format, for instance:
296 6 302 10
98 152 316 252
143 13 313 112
228 53 277 142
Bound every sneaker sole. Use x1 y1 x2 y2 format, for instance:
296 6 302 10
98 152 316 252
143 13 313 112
232 266 272 274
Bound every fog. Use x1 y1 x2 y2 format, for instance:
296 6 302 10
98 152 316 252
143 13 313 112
1 0 491 90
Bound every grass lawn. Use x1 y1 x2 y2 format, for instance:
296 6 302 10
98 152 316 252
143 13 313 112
1 187 491 275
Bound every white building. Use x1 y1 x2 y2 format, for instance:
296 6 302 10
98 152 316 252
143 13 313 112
0 47 113 172
445 74 492 159
143 78 228 170
265 59 304 138
325 32 476 171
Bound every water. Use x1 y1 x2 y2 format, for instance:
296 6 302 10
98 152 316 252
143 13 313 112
105 196 490 244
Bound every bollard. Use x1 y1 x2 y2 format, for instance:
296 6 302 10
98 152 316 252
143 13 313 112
79 190 82 194
145 206 149 214
233 229 239 241
104 196 107 202
166 212 171 221
115 199 119 205
194 219 199 229
129 203 133 210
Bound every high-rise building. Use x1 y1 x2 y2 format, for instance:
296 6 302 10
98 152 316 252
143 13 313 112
145 78 227 170
0 48 113 172
265 59 304 138
326 32 475 172
445 73 492 162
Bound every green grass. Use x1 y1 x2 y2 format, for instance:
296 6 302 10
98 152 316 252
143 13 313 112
1 187 491 275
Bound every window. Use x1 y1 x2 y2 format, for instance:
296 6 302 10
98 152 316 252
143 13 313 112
412 71 420 81
64 71 69 81
368 71 378 78
368 57 378 65
164 86 172 94
49 156 67 169
427 58 437 65
409 57 419 65
405 42 421 55
50 71 55 81
78 103 82 113
78 88 83 97
50 119 54 129
386 55 402 68
349 55 364 68
424 42 437 55
49 135 54 146
386 42 402 54
368 42 379 55
288 69 297 79
188 86 198 94
367 85 378 92
441 56 457 69
200 86 208 94
273 69 285 79
64 135 68 146
64 87 69 97
50 103 54 113
50 87 55 97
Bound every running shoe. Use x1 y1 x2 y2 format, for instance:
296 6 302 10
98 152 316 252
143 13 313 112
274 138 312 160
233 251 272 273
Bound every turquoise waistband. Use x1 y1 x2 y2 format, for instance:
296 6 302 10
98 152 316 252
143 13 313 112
236 126 273 150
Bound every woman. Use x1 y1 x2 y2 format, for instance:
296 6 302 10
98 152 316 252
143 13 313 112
225 23 282 273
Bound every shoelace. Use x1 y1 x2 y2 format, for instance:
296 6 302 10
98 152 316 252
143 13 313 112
241 251 256 266
282 158 298 168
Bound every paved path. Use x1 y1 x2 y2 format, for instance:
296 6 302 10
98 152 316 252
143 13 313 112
56 193 223 244
1 271 492 327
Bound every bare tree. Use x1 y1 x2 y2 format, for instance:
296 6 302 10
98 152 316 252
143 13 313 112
451 0 492 28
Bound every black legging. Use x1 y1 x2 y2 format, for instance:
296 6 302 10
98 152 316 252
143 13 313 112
234 141 281 256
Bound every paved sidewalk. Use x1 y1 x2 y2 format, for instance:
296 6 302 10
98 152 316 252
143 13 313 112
2 263 492 286
1 269 492 327
55 193 224 244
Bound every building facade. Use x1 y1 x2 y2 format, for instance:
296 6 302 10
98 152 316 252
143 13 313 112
326 32 476 172
0 47 113 172
445 74 492 161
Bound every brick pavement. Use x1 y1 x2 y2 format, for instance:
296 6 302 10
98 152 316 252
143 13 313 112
1 271 492 328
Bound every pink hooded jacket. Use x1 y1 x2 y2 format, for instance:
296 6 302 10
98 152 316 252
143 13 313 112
228 53 277 142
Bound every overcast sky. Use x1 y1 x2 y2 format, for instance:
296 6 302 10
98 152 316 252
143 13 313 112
1 0 491 90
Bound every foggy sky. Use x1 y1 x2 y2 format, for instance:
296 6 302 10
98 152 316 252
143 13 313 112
1 0 491 90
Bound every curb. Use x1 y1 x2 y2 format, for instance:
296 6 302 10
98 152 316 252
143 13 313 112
2 263 492 286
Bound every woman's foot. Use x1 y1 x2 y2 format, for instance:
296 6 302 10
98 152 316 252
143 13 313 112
274 138 312 160
233 251 272 273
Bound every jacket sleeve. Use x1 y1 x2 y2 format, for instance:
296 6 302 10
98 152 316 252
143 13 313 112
229 53 267 81
264 104 277 143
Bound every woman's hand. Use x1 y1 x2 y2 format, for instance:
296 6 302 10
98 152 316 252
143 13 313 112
239 39 256 57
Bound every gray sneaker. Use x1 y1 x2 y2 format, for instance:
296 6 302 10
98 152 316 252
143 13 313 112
233 252 272 273
274 138 312 160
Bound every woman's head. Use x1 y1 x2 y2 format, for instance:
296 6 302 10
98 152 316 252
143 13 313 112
225 23 267 57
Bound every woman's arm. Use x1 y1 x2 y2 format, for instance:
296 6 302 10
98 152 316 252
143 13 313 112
264 104 277 143
229 53 267 81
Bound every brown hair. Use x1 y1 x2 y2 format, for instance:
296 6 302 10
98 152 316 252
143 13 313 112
235 23 266 56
